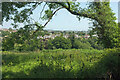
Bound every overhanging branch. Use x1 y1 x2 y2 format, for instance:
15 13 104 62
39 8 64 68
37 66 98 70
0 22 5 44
32 7 63 36
55 2 98 22
28 2 42 17
39 3 47 19
67 2 70 9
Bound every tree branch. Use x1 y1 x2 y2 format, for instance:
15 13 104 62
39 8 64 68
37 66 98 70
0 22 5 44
28 2 42 17
32 7 63 36
39 3 47 19
56 2 98 22
67 2 70 9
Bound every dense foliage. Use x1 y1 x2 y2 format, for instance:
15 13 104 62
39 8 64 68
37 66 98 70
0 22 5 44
87 37 104 50
47 36 72 49
2 48 119 79
73 39 92 49
2 1 119 48
2 30 104 51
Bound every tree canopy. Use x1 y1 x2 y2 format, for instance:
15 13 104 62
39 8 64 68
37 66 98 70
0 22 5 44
2 0 119 48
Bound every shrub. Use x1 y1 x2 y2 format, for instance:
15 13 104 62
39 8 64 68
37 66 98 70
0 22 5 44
48 36 72 49
2 37 14 51
73 39 92 49
46 40 56 49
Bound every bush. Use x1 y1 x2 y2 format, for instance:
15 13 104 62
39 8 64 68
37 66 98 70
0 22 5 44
73 39 92 49
87 37 104 50
2 37 14 51
90 48 120 79
47 36 72 49
22 39 44 51
14 43 23 51
46 40 56 49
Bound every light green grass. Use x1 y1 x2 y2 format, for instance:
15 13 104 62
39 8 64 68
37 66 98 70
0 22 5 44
2 48 119 78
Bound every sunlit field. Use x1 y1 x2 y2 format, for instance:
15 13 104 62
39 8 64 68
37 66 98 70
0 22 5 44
2 48 119 78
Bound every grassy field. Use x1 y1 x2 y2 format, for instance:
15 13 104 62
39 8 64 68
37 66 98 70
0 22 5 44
2 48 119 79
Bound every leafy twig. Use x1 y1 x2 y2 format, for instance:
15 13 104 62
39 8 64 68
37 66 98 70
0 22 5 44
39 3 47 20
32 7 63 36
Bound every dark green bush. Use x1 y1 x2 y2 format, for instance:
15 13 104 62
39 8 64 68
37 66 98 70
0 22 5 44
73 39 92 49
2 37 14 51
89 48 120 79
47 36 72 49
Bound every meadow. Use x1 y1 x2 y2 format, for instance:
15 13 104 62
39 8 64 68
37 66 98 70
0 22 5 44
2 48 119 79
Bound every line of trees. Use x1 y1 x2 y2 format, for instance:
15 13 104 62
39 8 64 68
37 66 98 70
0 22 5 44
2 29 104 51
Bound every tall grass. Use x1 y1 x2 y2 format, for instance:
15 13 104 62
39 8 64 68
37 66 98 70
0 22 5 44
2 48 119 79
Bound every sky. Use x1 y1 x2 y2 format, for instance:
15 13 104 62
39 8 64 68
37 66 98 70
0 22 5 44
1 2 119 31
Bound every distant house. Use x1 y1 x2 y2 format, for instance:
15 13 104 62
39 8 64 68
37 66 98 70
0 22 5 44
43 35 50 39
55 34 61 37
50 34 56 39
63 34 69 39
84 34 90 39
0 37 3 39
38 32 97 40
0 28 9 31
11 30 17 32
75 34 79 38
37 36 43 39
5 35 8 37
0 28 17 39
92 34 98 37
37 33 62 40
0 28 17 32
